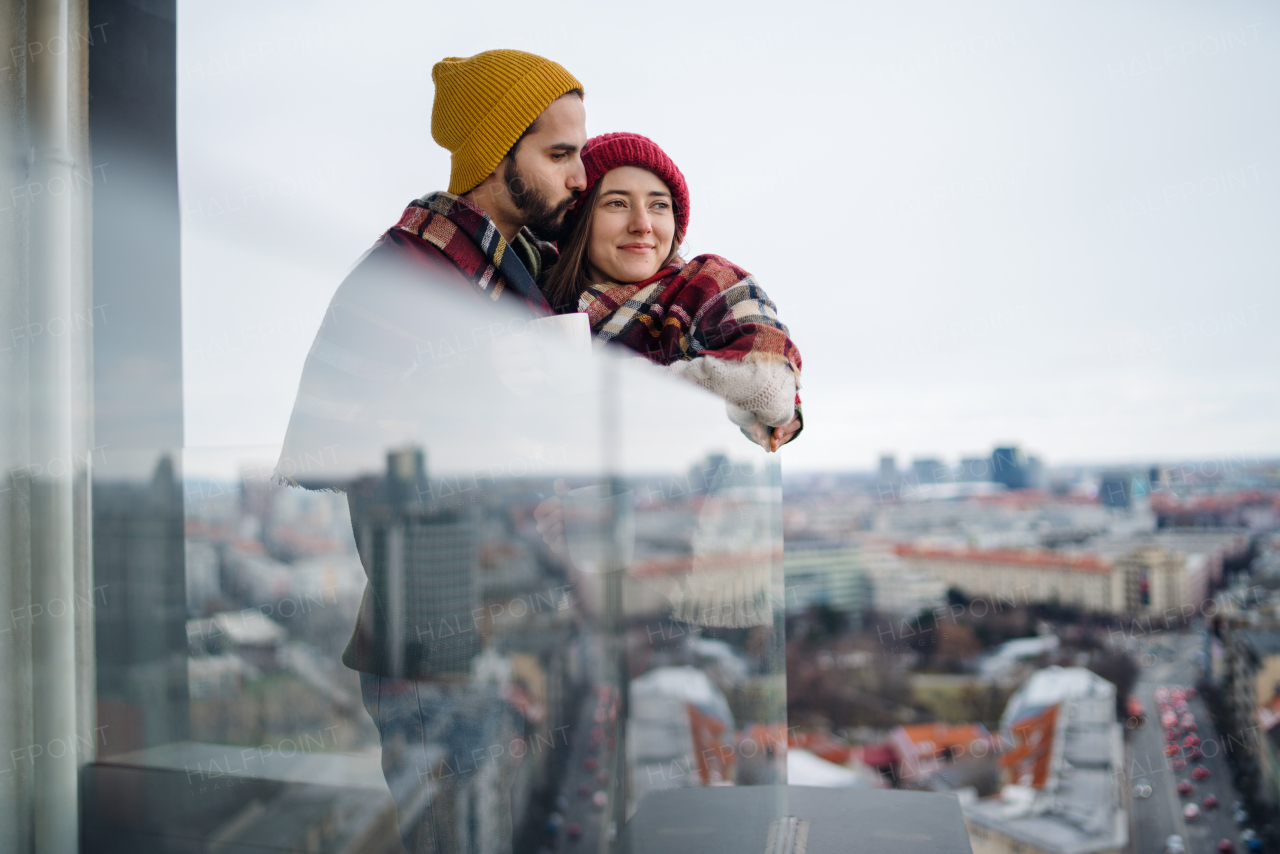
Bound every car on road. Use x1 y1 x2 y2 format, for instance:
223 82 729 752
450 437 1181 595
1187 747 1204 762
1233 807 1249 824
1165 744 1181 757
1172 758 1187 771
1183 803 1201 820
1177 780 1195 796
1183 735 1201 748
1217 840 1235 852
1133 780 1153 798
1164 835 1185 854
1192 766 1211 780
1203 795 1220 810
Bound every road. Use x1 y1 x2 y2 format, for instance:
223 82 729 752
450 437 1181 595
550 685 616 853
1129 630 1248 854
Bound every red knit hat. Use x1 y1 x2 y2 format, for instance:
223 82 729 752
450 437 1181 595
580 132 690 236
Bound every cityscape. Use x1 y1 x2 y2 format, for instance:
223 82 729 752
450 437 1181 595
169 440 1280 854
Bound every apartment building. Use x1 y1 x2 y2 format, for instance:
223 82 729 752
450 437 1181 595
895 544 1128 613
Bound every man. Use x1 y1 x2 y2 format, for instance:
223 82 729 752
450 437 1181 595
386 49 588 313
275 50 588 853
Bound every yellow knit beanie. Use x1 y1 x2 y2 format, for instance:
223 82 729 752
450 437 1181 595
432 50 583 195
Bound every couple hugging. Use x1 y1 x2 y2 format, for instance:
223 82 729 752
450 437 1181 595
379 48 803 450
276 49 802 852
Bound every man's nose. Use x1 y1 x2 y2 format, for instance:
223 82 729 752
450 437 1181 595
565 154 586 193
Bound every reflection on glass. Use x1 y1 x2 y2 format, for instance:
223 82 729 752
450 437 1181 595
140 251 789 852
562 485 635 576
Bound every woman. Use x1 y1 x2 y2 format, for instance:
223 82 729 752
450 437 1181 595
542 132 803 451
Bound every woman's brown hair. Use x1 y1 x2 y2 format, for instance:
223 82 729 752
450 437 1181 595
542 178 684 314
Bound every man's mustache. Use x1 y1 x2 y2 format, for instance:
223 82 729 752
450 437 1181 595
554 192 580 218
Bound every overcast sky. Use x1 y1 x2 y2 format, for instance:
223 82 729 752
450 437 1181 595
178 0 1279 475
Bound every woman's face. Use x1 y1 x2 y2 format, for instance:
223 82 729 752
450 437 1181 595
585 166 676 284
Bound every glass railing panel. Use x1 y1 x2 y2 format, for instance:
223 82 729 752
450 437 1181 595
87 248 789 851
609 352 788 828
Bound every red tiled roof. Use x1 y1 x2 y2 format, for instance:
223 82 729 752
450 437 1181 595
895 544 1112 573
894 722 991 757
1151 489 1277 514
790 730 853 766
1000 703 1058 789
629 549 780 577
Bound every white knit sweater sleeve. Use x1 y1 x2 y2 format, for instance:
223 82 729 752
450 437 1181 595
667 355 796 428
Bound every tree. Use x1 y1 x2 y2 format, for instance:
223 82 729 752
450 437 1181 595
1087 651 1138 718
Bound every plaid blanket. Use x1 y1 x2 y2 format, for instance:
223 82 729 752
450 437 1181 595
394 191 554 315
579 253 802 386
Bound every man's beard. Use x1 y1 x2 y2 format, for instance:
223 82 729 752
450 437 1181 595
503 157 578 242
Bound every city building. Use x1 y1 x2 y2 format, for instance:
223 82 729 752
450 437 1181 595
895 544 1128 613
991 447 1028 490
784 543 873 619
93 456 191 756
1234 630 1280 711
627 666 737 814
957 457 993 483
977 635 1061 681
878 454 898 485
1025 456 1045 490
894 535 1245 618
1096 529 1247 617
912 458 947 486
888 722 993 783
186 653 256 701
1219 625 1280 810
185 538 221 617
964 667 1126 854
1112 544 1186 616
857 540 948 616
353 448 481 678
1098 469 1147 509
190 609 287 671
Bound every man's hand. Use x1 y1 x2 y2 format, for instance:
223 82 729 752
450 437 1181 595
768 414 802 452
533 478 571 555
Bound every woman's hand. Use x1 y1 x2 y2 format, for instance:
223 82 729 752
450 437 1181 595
740 413 801 453
768 414 802 452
